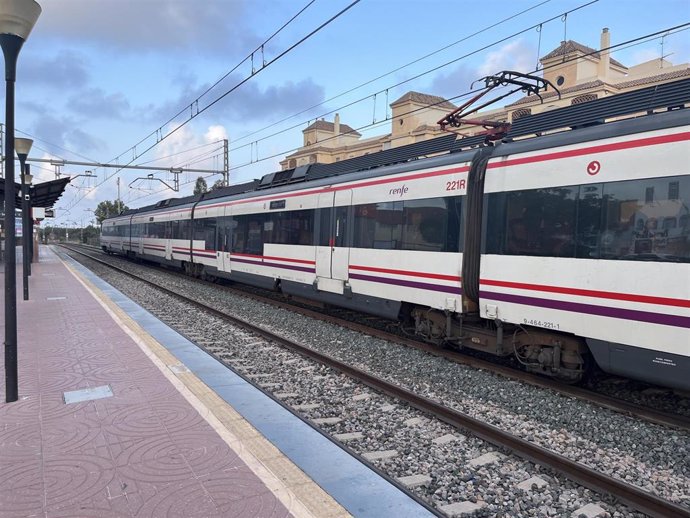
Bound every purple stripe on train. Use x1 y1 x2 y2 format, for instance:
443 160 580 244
349 273 462 294
479 290 690 329
232 257 316 274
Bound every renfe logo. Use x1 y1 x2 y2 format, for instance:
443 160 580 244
389 184 409 197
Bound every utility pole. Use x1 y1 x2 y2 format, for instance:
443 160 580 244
116 176 121 211
223 139 229 187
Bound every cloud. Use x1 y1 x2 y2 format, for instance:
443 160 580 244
30 113 105 155
423 39 537 105
67 88 131 119
19 50 89 88
477 39 536 77
151 75 326 124
426 63 477 101
37 0 261 56
205 125 228 142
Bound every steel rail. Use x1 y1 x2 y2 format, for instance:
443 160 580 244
70 243 690 431
61 244 690 518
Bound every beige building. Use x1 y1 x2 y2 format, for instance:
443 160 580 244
280 28 689 170
506 28 690 121
280 93 455 170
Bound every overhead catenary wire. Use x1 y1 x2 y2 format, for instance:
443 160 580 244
119 21 690 208
62 0 362 213
227 0 599 156
230 0 557 145
220 23 690 175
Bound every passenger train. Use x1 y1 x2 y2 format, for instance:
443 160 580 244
101 99 689 390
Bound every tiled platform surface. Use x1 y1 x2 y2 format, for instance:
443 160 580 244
0 247 315 518
0 246 435 518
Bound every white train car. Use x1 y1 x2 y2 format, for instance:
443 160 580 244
101 86 689 390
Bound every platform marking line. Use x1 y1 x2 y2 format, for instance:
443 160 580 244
62 259 350 518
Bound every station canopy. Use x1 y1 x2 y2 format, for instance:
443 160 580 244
0 177 71 209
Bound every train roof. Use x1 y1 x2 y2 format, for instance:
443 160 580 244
104 77 689 222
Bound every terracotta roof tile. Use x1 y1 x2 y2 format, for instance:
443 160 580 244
390 91 456 109
614 67 690 88
304 119 361 136
507 80 612 106
541 40 626 69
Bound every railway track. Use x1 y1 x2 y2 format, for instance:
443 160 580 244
61 243 690 518
68 243 690 432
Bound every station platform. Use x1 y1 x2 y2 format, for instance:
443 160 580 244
0 246 434 518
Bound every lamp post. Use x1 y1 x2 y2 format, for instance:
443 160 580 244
15 136 32 301
1 0 42 403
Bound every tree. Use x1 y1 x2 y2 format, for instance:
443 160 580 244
211 179 225 191
194 176 208 196
94 200 128 224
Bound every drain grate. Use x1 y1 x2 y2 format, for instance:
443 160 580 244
63 385 113 404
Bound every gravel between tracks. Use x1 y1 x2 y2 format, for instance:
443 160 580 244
66 249 690 516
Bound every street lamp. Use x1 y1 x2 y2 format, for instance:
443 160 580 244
15 136 32 301
1 0 42 403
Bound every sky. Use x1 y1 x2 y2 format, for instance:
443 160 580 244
3 0 689 226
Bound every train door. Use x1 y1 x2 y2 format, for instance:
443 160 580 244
331 190 351 281
315 190 351 294
315 191 334 278
217 215 232 273
165 222 173 261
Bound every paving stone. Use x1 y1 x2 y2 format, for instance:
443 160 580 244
571 503 606 518
432 433 464 445
468 451 504 467
362 450 398 461
440 500 486 516
517 475 549 491
352 393 371 401
398 474 432 488
312 417 342 425
333 432 364 442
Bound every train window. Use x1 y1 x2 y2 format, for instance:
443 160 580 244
334 206 348 247
597 176 690 261
353 202 403 249
193 218 217 250
317 208 331 246
486 175 689 262
269 209 315 246
216 217 234 251
232 214 267 255
402 198 450 252
351 196 462 252
172 220 190 240
488 187 577 257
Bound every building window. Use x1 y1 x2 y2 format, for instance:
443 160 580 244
669 181 680 200
556 75 565 86
399 119 404 126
